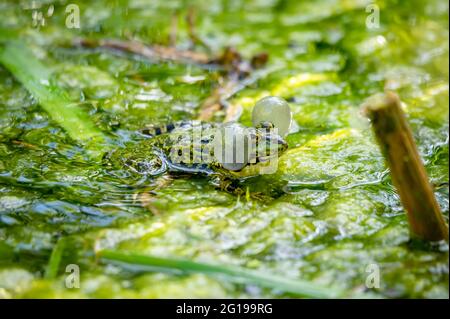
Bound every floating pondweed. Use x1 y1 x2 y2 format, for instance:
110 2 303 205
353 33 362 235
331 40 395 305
0 0 448 299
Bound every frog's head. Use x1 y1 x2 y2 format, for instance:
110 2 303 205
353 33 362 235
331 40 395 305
212 121 288 178
212 96 292 178
252 121 288 161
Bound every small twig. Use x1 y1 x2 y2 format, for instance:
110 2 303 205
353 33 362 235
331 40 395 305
73 38 268 123
363 92 449 242
169 11 178 47
197 48 268 121
198 79 236 121
74 38 210 65
186 7 210 52
12 140 40 150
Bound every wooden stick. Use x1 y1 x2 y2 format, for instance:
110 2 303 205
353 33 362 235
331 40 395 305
363 92 449 242
169 11 178 47
186 7 210 51
74 38 210 64
73 38 268 122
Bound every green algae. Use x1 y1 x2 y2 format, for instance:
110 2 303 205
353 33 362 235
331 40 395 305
0 0 448 298
0 41 110 160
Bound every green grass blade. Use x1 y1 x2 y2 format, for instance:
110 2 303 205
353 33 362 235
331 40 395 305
99 249 342 298
44 237 67 279
0 40 110 159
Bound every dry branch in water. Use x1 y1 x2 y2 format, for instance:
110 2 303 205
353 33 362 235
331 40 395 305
74 38 210 64
73 8 269 122
74 38 268 122
169 11 179 47
186 7 210 51
363 92 449 242
198 48 268 121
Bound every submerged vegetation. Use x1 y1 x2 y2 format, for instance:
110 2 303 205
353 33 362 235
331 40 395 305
0 0 448 298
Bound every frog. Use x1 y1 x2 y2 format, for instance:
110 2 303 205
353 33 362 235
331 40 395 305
104 120 288 196
103 96 291 198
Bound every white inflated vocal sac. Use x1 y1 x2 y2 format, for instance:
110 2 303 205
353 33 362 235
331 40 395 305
252 96 292 136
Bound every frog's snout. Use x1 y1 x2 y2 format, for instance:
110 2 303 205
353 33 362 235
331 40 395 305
276 135 288 155
278 136 288 153
262 133 288 159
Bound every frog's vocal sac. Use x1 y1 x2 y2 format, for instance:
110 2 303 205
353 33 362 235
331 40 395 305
104 120 288 195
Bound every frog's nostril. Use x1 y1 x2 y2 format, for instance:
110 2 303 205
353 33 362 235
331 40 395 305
278 138 288 151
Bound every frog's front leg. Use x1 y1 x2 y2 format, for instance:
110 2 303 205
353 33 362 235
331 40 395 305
217 177 246 196
212 176 271 201
209 175 244 196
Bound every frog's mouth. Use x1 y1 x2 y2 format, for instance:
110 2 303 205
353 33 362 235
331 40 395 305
257 155 277 163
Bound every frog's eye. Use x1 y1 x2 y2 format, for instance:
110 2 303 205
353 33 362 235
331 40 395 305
257 121 275 130
252 96 291 136
213 122 250 171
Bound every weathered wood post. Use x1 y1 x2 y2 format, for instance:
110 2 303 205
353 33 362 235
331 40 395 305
363 92 448 242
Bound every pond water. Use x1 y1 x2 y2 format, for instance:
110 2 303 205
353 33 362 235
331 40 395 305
0 0 448 298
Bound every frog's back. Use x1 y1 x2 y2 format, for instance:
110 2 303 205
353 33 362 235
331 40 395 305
141 120 220 175
141 120 215 137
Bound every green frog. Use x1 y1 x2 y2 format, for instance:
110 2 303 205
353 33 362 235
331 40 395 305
105 120 288 195
104 97 291 197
